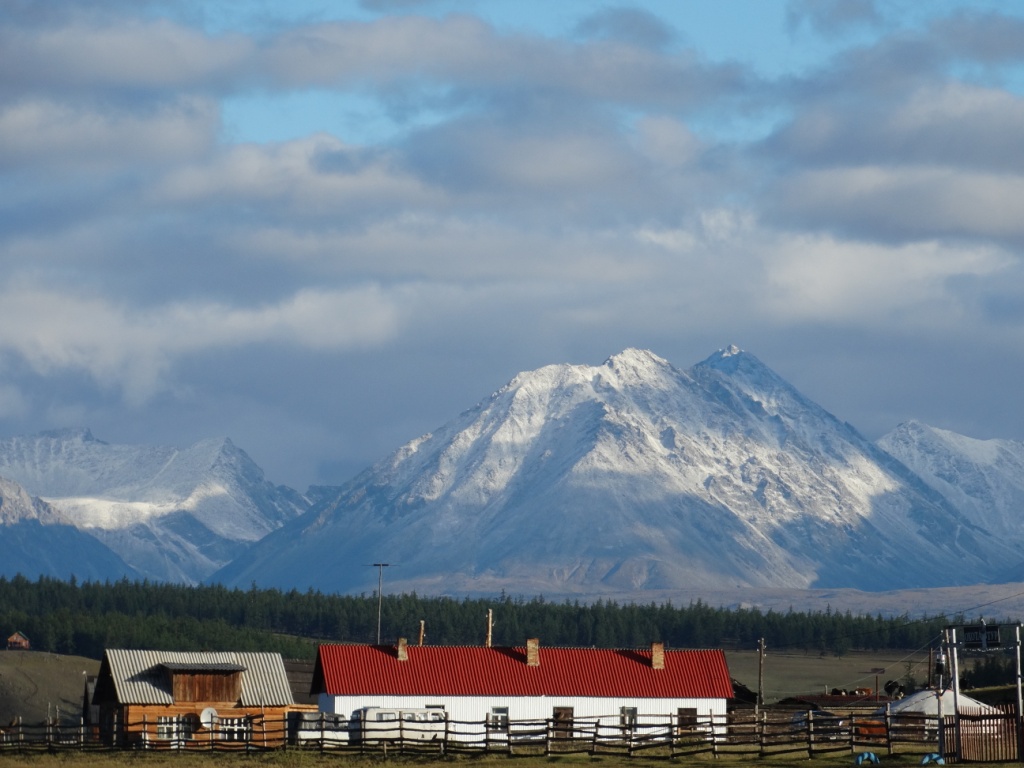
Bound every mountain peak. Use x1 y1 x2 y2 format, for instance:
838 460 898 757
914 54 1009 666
698 344 753 368
604 348 667 368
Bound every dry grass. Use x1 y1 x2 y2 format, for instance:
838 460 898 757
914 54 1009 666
0 652 101 725
724 649 931 701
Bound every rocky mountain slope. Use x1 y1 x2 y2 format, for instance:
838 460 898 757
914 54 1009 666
879 421 1024 580
0 430 308 583
0 476 138 582
213 346 1014 596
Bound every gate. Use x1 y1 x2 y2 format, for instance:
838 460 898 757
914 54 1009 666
946 704 1020 763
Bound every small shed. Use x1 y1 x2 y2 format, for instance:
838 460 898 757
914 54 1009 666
92 649 297 748
6 631 30 651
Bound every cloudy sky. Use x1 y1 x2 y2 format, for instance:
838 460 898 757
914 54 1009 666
3 0 1024 490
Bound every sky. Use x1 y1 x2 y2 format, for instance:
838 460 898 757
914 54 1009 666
3 0 1024 491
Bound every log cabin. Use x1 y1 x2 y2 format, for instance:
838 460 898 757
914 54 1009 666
92 649 296 748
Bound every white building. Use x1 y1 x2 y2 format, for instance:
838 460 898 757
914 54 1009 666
311 638 733 743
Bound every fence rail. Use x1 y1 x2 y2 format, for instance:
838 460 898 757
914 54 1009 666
0 707 1017 761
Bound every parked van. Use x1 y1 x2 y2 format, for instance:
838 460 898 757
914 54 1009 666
350 707 447 744
293 711 350 745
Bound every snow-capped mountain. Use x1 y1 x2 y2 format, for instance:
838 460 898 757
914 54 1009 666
0 476 139 581
213 346 1014 596
0 429 308 583
879 421 1024 577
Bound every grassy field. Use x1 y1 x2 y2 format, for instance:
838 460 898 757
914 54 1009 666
724 648 932 702
0 651 101 725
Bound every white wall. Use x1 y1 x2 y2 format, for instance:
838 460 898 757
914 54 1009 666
319 694 726 742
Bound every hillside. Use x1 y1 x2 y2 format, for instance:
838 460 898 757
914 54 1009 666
0 650 100 726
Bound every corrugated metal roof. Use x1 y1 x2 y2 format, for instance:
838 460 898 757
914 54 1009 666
315 645 733 700
160 662 246 672
102 649 294 706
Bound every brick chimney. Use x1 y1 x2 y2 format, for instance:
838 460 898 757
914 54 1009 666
526 638 540 667
651 641 665 670
397 637 408 661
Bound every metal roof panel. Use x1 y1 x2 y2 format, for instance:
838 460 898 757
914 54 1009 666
102 650 294 706
314 645 733 700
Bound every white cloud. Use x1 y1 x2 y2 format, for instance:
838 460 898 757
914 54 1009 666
0 285 406 404
768 166 1024 242
0 97 218 169
762 233 1012 323
0 18 252 94
151 134 438 219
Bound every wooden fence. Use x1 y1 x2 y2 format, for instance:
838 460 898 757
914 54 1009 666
0 707 1018 761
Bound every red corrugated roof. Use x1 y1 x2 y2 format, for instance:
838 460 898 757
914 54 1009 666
315 644 733 699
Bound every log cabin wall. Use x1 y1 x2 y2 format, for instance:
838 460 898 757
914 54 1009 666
171 671 243 703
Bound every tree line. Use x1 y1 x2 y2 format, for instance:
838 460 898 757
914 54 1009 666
0 574 976 661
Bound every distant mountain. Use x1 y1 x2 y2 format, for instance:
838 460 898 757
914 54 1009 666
0 429 308 583
213 347 1014 596
879 421 1024 577
0 476 139 581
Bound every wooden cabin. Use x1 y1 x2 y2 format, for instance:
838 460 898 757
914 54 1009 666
6 631 30 651
92 649 296 748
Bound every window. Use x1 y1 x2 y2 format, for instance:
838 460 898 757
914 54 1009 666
488 706 509 730
156 716 177 740
620 707 638 730
219 717 250 742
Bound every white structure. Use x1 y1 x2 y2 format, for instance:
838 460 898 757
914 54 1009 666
311 638 734 743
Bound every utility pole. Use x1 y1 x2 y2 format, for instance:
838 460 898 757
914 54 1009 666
371 563 390 644
757 637 766 715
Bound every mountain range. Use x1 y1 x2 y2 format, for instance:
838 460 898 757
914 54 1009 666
3 346 1024 602
0 429 307 583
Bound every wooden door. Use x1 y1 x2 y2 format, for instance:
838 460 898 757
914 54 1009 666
552 707 574 739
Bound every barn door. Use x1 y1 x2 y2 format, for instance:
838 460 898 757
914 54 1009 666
552 707 574 739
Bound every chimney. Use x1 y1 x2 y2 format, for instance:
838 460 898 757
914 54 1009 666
397 637 408 661
651 642 665 670
526 638 540 667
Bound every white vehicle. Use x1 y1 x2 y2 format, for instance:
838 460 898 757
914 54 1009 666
351 707 447 744
294 712 350 744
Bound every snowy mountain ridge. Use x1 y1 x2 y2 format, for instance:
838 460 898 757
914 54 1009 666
0 429 309 583
879 420 1024 575
0 475 141 582
212 346 1018 597
7 346 1024 603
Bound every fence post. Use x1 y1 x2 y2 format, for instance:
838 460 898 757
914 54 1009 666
712 712 719 758
806 709 814 759
759 709 766 759
885 703 894 755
